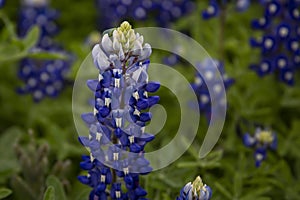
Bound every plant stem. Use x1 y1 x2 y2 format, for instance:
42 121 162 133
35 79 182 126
219 4 227 62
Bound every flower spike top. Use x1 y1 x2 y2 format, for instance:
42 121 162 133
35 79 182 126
177 176 212 200
243 128 277 167
92 21 151 73
79 21 160 199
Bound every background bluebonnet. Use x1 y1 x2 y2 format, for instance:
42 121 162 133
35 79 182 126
95 0 195 30
17 0 72 102
177 176 212 200
250 0 300 85
243 128 277 167
191 58 234 120
202 0 250 19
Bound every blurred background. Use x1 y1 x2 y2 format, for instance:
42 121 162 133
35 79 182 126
0 0 300 199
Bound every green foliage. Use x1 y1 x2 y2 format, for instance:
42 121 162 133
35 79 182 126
46 176 67 200
43 186 55 200
0 188 12 199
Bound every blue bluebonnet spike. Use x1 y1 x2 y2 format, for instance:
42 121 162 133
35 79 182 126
202 0 250 20
17 0 72 102
243 128 277 167
250 0 300 85
79 21 159 199
191 58 234 120
177 176 212 200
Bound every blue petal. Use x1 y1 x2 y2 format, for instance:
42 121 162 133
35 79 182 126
148 96 160 107
81 113 96 124
242 133 256 147
145 82 160 92
137 99 149 110
140 112 152 122
86 79 99 91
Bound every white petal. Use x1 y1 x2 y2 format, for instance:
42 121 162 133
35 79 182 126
113 39 121 52
132 40 143 55
101 34 113 53
119 46 125 60
92 44 100 58
139 43 152 60
96 48 111 71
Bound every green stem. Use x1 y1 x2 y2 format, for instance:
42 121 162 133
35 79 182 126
219 5 227 62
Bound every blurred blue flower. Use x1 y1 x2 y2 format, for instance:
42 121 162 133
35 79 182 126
78 21 159 199
17 0 72 102
0 0 5 8
250 0 300 85
177 176 212 200
191 58 234 120
243 128 277 167
95 0 194 30
202 0 250 20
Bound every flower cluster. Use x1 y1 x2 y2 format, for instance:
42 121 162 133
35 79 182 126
78 21 160 200
17 0 71 102
177 176 212 200
95 0 194 30
202 0 250 19
250 0 300 85
191 58 234 120
243 128 277 167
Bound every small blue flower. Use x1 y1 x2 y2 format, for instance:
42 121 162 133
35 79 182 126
250 0 300 85
177 176 212 200
243 128 277 167
162 54 180 67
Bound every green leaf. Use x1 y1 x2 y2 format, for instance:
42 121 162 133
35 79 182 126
0 188 12 199
240 186 272 200
22 26 40 50
10 176 36 200
214 182 232 200
0 127 22 183
46 175 66 200
43 186 55 200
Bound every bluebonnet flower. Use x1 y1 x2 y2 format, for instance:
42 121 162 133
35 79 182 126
243 128 277 167
0 0 5 8
202 0 250 19
162 53 180 67
78 21 160 199
17 0 71 102
177 176 212 200
95 0 194 30
250 0 300 85
153 0 195 27
191 58 234 120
